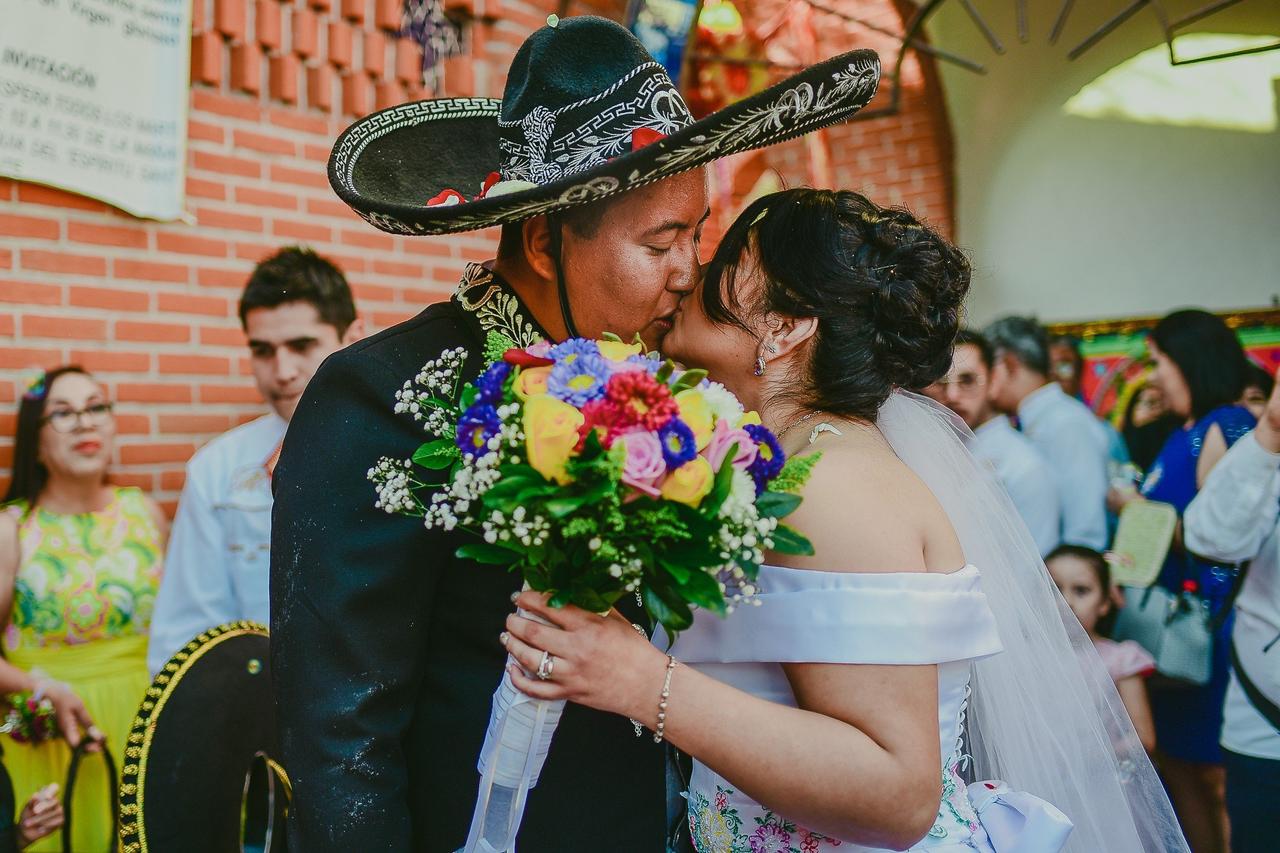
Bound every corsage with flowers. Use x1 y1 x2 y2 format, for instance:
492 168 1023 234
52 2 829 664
369 333 818 853
2 692 58 745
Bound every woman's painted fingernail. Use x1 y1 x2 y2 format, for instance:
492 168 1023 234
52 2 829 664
499 632 510 646
510 591 520 603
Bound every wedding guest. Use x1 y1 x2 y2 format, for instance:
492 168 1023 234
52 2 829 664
1184 376 1280 853
0 368 167 852
940 330 1060 555
1109 309 1254 853
1122 380 1180 473
1240 361 1273 421
1046 545 1156 753
1049 334 1084 399
147 247 361 674
985 316 1111 550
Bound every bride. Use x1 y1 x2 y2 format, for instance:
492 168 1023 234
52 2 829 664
500 188 1187 852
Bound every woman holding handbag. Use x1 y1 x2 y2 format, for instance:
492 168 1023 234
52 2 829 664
1185 372 1280 853
1108 310 1254 853
1 368 168 851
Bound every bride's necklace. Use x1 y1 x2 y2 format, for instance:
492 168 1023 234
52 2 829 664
776 411 843 447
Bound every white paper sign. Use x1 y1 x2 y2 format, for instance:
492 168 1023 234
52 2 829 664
0 0 191 219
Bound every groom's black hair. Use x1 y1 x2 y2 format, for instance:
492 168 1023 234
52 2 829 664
702 188 970 421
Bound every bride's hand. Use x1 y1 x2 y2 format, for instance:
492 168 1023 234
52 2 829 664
502 590 668 722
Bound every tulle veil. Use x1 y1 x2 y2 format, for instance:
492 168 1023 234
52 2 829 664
876 390 1188 853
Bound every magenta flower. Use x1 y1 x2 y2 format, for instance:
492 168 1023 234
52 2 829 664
705 418 758 472
749 822 792 853
617 431 665 497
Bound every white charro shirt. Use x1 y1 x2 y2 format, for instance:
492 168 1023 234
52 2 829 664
1184 431 1280 760
1017 383 1110 550
971 415 1062 557
147 413 287 674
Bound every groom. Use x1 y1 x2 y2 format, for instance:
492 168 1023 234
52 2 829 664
272 15 880 852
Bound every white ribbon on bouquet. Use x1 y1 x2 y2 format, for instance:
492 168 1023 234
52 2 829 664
462 606 564 853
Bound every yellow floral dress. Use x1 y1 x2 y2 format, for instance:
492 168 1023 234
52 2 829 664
2 487 163 852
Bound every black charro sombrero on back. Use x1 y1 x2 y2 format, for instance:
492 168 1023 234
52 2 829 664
329 15 880 236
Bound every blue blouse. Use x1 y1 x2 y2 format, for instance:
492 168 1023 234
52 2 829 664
1141 404 1256 603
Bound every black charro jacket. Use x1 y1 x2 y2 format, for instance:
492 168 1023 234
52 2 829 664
270 265 665 851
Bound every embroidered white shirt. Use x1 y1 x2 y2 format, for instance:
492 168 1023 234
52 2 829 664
1185 431 1280 760
147 414 287 674
1017 383 1111 550
971 415 1062 557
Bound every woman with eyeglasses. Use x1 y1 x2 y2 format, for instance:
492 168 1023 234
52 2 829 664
0 366 168 851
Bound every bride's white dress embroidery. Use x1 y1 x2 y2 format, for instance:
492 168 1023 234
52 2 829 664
661 563 1033 853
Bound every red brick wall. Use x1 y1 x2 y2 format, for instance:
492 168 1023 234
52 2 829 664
0 0 952 511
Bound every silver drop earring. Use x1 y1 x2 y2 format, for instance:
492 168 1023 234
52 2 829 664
754 356 766 377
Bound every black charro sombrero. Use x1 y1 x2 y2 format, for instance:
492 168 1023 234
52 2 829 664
328 15 880 236
119 623 288 853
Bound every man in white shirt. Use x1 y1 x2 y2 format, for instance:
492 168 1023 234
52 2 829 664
986 316 1111 551
1185 377 1280 852
935 330 1061 556
147 247 362 674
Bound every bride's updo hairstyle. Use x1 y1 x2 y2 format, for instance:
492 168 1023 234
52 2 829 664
702 188 970 421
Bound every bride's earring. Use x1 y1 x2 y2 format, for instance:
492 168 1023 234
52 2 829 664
754 356 766 377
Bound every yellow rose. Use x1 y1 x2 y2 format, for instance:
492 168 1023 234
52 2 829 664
513 366 551 399
523 395 585 484
675 389 714 450
597 340 644 362
661 457 714 507
737 410 762 427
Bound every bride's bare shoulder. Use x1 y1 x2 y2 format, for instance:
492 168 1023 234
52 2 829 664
772 437 960 575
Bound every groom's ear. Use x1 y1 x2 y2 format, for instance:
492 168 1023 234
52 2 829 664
520 216 558 283
767 314 819 363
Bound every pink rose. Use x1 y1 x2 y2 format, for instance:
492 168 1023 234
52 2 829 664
526 340 553 359
706 417 758 471
617 430 665 497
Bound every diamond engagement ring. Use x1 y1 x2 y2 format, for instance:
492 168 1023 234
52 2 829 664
536 650 555 681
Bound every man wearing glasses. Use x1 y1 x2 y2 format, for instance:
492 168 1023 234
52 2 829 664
930 330 1062 556
146 247 362 674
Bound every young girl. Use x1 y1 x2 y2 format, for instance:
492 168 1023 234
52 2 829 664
1047 544 1157 753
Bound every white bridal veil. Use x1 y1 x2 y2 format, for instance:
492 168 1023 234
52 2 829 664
876 391 1189 853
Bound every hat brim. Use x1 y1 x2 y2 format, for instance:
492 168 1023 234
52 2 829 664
118 622 287 851
329 49 881 235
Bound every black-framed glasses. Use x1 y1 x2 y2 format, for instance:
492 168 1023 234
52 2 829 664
41 402 114 433
934 374 986 393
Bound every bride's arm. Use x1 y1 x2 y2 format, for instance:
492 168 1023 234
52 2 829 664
505 596 940 849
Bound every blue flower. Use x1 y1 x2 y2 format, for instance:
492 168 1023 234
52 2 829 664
625 354 662 375
548 353 612 407
456 404 502 456
744 424 785 494
549 338 600 365
658 418 698 469
475 361 511 405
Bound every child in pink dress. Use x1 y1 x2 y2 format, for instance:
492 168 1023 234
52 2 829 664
1047 545 1157 753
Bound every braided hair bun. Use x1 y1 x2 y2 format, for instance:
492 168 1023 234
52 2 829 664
702 188 970 420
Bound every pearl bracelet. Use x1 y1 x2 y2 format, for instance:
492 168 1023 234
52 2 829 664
653 655 678 744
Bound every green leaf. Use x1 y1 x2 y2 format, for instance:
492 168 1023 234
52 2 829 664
643 585 692 634
756 491 802 519
655 360 675 384
600 331 623 343
544 495 587 518
670 369 708 394
459 384 478 409
678 569 726 615
456 543 521 564
658 556 692 585
412 438 458 470
770 523 815 556
702 445 739 516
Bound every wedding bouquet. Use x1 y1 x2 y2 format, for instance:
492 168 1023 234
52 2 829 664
370 334 815 852
1 692 57 744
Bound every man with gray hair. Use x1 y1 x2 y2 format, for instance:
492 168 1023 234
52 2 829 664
985 316 1111 550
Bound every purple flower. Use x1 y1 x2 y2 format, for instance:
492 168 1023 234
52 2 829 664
475 361 512 405
549 338 600 363
744 424 785 494
548 354 612 407
749 822 792 853
625 354 662 375
456 404 502 456
658 418 697 469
